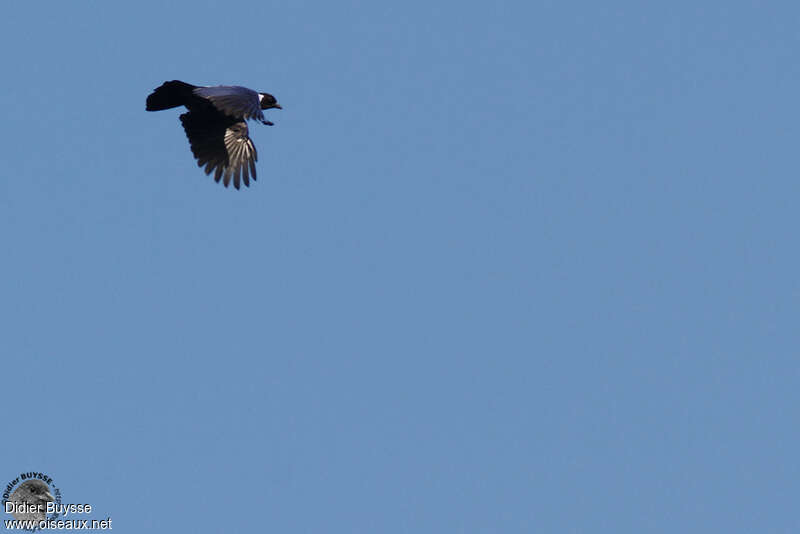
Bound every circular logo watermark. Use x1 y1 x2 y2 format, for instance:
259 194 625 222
2 473 62 530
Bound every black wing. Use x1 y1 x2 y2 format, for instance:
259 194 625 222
179 110 258 189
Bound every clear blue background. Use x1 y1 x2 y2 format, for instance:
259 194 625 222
2 1 798 532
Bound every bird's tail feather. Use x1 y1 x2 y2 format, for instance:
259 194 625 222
146 80 197 111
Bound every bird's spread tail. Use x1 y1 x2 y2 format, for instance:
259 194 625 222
146 80 197 111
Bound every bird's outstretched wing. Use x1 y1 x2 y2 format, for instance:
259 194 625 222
223 123 258 188
193 86 265 122
180 111 258 189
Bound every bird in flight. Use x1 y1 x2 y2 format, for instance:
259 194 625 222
146 80 281 189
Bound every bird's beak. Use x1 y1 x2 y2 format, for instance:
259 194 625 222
43 491 55 502
274 104 282 110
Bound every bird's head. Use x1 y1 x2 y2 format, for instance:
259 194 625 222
16 480 55 504
259 93 282 110
9 480 55 521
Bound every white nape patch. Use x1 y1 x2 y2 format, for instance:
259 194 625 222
258 93 267 103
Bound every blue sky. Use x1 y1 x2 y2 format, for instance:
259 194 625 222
1 1 799 532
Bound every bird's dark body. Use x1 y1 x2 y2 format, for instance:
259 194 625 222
146 80 280 189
